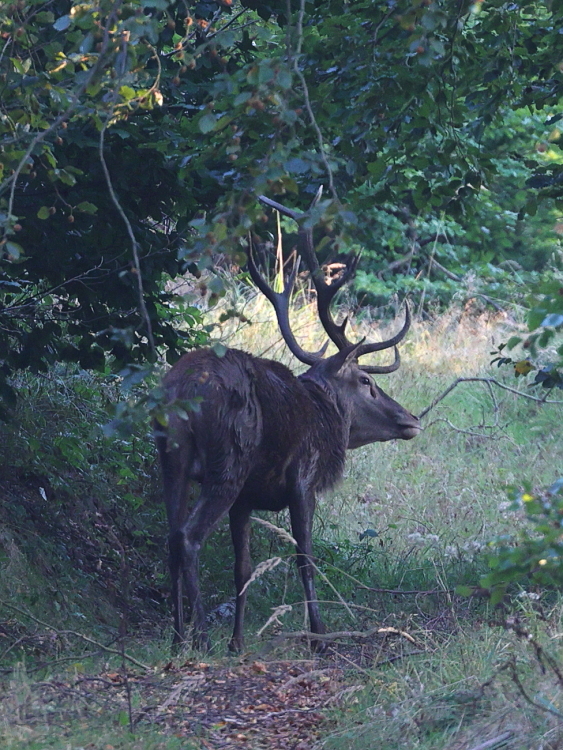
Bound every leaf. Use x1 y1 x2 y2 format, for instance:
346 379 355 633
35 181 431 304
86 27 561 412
4 242 24 260
367 160 387 180
119 85 137 101
76 201 98 214
234 91 251 106
489 585 507 607
277 68 292 89
285 157 310 174
37 206 50 219
506 336 522 350
53 14 71 31
199 113 217 134
455 585 475 597
549 478 563 495
514 359 534 376
541 313 563 328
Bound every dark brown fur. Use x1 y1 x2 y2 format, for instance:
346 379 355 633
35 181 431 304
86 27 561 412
156 345 419 651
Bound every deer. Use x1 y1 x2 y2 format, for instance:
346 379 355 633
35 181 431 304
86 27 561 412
155 191 421 652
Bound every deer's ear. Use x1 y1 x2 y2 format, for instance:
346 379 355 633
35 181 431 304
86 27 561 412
322 339 366 376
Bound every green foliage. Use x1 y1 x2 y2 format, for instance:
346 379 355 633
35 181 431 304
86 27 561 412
3 0 563 417
492 270 563 394
481 480 563 604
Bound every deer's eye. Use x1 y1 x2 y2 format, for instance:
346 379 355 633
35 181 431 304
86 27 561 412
360 376 371 386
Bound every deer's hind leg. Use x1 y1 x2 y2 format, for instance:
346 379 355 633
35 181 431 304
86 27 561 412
156 430 196 645
178 479 248 650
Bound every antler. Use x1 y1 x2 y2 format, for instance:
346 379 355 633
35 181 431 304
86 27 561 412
246 239 329 366
257 191 410 374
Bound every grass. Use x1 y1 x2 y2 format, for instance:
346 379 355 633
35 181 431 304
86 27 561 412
1 289 563 748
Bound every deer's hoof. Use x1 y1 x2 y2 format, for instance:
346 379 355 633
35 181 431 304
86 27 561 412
192 632 212 652
311 638 329 654
228 637 244 654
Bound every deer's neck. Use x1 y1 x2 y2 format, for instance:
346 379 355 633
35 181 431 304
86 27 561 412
298 373 350 488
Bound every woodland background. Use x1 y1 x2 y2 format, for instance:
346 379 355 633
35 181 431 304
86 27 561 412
2 1 563 748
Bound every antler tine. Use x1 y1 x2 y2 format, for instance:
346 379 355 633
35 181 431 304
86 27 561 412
256 194 412 372
360 347 401 374
301 227 359 351
246 239 328 366
355 303 411 369
257 193 358 351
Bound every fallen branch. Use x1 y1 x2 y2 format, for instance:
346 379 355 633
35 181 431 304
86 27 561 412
360 585 454 596
374 649 425 666
0 599 151 672
377 249 415 278
277 626 417 644
427 256 461 282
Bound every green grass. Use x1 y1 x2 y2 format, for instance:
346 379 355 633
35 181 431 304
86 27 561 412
1 297 563 748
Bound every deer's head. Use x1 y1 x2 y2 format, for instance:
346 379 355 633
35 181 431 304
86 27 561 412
248 190 421 449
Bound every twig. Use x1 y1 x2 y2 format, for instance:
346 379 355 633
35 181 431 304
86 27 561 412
507 657 563 719
0 651 100 675
250 516 355 620
292 0 340 205
422 416 507 439
360 585 454 596
428 256 462 282
418 376 563 420
374 649 425 666
327 645 374 681
377 249 415 278
98 70 156 355
0 599 150 671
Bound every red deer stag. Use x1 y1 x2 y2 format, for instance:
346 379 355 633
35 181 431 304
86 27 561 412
155 193 420 652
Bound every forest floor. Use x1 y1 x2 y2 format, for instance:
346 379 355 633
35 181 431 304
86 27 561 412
3 307 563 749
4 656 341 749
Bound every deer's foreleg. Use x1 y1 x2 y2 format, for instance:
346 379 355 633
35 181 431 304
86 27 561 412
289 491 326 650
229 504 252 653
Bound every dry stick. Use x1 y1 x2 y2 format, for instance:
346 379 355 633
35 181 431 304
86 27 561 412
250 516 355 621
278 625 416 643
507 659 563 720
319 556 454 597
418 376 563 420
466 732 514 750
327 644 374 682
375 649 425 667
423 376 504 439
0 599 150 671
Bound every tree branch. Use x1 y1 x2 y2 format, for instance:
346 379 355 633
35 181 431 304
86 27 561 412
0 599 151 671
419 377 563 420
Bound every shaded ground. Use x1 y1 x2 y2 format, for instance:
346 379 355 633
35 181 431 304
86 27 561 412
1 628 427 749
4 659 347 749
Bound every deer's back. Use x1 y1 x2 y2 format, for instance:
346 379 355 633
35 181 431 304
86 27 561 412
161 348 320 501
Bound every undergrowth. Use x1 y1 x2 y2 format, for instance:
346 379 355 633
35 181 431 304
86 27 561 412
1 294 563 748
